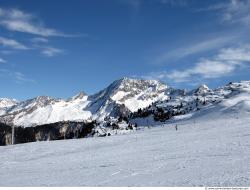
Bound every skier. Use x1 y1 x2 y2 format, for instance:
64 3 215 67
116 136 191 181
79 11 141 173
175 124 178 131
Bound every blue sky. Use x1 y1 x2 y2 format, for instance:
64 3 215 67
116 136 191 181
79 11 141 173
0 0 250 100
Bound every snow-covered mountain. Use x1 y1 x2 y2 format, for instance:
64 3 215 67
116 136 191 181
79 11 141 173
0 78 169 127
87 77 169 120
0 98 18 108
0 78 250 128
189 84 212 96
130 80 250 125
1 78 250 146
0 98 18 115
0 94 92 127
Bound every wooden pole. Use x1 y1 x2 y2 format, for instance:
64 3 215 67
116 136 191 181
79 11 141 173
11 125 15 145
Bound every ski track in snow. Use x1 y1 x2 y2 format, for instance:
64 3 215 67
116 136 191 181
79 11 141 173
0 108 250 186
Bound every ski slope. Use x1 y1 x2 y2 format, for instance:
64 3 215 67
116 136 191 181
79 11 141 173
0 102 250 186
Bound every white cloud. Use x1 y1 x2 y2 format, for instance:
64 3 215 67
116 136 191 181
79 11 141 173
120 0 187 11
159 0 187 6
31 37 49 43
0 50 13 55
0 69 35 83
155 36 236 64
0 36 28 50
147 45 250 83
191 60 238 79
0 58 6 63
0 7 75 37
13 72 36 83
0 36 64 57
1 20 67 37
202 0 250 27
40 46 64 57
217 46 250 61
125 0 141 9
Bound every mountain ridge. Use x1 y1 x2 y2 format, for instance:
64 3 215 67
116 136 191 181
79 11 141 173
0 77 169 126
0 78 250 128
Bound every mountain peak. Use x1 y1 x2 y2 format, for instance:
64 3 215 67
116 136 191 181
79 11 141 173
87 77 169 115
24 96 57 108
109 77 168 111
193 84 210 95
113 77 168 91
70 91 87 100
117 77 165 84
0 98 18 108
198 84 209 90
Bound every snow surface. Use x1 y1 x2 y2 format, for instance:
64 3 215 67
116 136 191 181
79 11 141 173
0 97 250 186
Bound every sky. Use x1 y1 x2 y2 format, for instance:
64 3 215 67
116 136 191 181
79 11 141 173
0 0 250 100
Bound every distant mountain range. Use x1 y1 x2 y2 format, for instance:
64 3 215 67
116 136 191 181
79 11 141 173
1 78 250 128
0 78 169 127
1 77 250 145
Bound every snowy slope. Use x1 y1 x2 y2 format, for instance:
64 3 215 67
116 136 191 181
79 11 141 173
0 97 249 186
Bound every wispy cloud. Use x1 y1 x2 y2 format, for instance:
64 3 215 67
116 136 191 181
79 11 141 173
0 69 35 83
0 36 28 50
0 50 14 55
31 37 49 43
0 36 64 58
13 72 36 83
154 36 236 64
40 46 64 57
200 0 250 27
0 58 6 63
0 7 78 37
167 60 239 82
159 0 188 7
120 0 188 10
146 45 250 83
0 7 79 59
124 0 141 9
